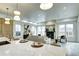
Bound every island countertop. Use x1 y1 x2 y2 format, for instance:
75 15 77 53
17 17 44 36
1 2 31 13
0 40 67 56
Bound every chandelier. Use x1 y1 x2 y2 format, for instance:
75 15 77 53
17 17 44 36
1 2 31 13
14 3 21 21
40 3 53 10
14 10 21 16
14 16 20 21
5 8 10 24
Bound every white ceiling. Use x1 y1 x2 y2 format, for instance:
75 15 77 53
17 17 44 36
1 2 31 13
0 3 79 23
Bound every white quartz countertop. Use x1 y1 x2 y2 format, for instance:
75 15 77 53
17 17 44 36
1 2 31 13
0 37 10 42
0 41 67 56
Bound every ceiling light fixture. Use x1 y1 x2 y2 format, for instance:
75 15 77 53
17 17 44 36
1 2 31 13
5 8 10 24
40 3 53 10
63 7 66 10
14 16 20 21
14 2 21 21
5 18 10 21
14 10 21 16
5 20 10 24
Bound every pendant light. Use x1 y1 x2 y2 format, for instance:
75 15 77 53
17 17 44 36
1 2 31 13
5 8 10 24
40 3 53 10
14 3 21 21
14 16 20 21
14 10 20 16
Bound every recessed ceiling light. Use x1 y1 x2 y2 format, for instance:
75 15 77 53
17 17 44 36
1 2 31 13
63 7 66 10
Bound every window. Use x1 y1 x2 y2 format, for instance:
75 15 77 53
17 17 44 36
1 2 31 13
37 26 42 35
31 26 36 35
37 26 45 36
58 24 65 36
15 24 21 32
66 24 73 37
58 24 73 37
15 24 21 36
41 26 45 36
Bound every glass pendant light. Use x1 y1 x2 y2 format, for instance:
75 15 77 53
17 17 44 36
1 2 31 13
5 20 10 24
14 15 20 21
5 8 10 24
14 3 21 21
14 10 21 16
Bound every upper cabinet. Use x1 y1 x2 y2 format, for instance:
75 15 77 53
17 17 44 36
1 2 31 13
0 18 13 39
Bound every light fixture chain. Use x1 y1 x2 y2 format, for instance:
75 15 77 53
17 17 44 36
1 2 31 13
16 0 19 10
6 8 9 18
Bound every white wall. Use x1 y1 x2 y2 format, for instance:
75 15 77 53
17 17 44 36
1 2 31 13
77 16 79 42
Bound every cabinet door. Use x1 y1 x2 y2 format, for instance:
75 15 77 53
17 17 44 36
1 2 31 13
3 20 13 39
0 19 2 36
0 19 3 36
0 19 13 39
